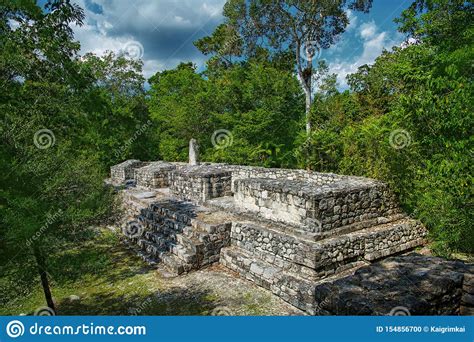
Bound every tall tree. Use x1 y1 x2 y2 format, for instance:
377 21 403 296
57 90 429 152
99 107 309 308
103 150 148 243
79 51 156 167
0 0 115 312
301 0 473 254
195 0 373 133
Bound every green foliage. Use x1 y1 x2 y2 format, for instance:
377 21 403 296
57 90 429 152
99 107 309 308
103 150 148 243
79 51 157 167
196 0 374 131
0 0 157 307
0 0 112 257
148 61 304 167
300 0 473 255
148 62 211 161
1 0 472 313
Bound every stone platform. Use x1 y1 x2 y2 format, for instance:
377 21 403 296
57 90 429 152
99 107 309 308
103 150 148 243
134 161 179 188
313 254 473 315
109 159 429 314
119 187 234 274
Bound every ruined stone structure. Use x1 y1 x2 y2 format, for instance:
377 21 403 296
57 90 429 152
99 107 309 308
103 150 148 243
109 158 430 314
313 254 474 315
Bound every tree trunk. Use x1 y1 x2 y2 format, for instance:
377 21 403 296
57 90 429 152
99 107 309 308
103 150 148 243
295 40 313 135
33 245 55 311
305 87 312 134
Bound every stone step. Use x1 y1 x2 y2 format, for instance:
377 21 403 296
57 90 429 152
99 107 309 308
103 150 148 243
138 237 195 264
143 231 172 247
170 244 198 264
136 239 193 274
136 248 158 266
220 246 316 314
149 200 198 225
151 233 196 256
120 234 185 274
147 221 184 238
137 238 170 256
220 246 368 315
175 233 205 254
160 251 193 274
144 222 215 252
230 217 427 280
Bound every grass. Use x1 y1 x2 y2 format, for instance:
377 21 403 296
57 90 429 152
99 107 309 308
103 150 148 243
1 228 293 316
2 227 471 316
0 229 215 315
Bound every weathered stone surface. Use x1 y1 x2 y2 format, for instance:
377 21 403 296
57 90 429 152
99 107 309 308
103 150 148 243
111 159 148 182
314 254 472 315
189 139 199 165
169 164 234 203
110 160 435 315
134 161 180 188
230 165 345 192
234 177 400 233
460 306 474 315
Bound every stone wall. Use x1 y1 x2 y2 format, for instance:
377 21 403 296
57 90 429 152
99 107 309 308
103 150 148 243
234 177 400 233
230 220 426 278
461 273 474 315
111 159 148 182
230 165 344 192
169 164 233 203
109 159 440 315
220 247 316 313
134 161 178 188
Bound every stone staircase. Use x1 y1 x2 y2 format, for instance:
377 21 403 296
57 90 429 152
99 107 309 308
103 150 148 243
120 188 233 275
109 160 428 314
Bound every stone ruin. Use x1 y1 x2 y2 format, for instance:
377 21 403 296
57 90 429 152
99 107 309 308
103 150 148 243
108 158 431 314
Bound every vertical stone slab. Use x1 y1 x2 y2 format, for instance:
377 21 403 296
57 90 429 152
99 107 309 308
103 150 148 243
189 138 199 165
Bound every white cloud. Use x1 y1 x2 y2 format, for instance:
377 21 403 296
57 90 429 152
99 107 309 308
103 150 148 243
359 21 377 39
70 0 226 79
346 10 358 31
328 20 403 89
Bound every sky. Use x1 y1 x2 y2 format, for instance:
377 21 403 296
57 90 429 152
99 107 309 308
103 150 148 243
67 0 413 89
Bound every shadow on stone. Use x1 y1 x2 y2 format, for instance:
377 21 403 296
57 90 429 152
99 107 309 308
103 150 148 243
314 253 471 315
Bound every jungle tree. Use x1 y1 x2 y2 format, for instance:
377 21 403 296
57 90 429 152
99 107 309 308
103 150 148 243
195 0 373 133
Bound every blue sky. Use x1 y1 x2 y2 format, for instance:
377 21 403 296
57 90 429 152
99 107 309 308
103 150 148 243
68 0 413 88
